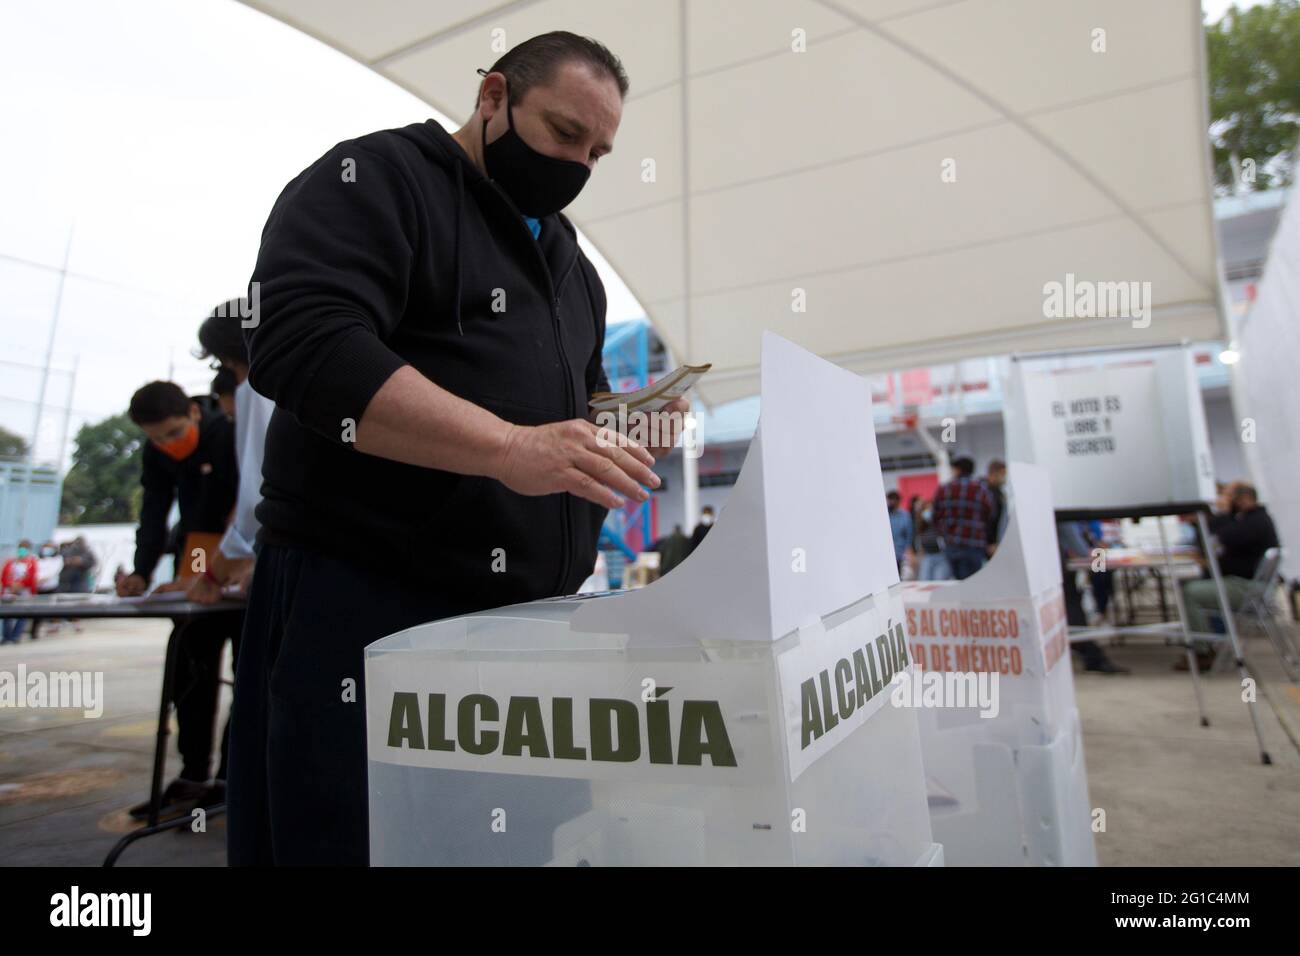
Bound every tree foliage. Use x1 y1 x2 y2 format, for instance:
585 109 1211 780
1207 0 1300 192
59 412 144 524
0 425 29 460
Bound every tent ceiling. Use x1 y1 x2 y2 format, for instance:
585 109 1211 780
242 0 1225 406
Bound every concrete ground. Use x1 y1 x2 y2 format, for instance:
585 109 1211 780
1079 627 1300 866
0 619 229 866
1 616 1298 866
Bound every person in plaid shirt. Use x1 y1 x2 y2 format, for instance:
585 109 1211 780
932 456 996 580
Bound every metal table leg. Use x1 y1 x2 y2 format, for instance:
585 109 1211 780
1158 520 1209 728
104 619 186 866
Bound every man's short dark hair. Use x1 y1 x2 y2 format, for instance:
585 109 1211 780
1235 483 1258 503
476 31 629 110
988 458 1006 474
886 490 900 502
128 381 192 426
197 299 251 367
952 456 976 477
211 366 238 398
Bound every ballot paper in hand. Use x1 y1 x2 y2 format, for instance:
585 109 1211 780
588 363 711 414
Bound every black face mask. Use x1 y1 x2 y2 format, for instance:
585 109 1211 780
481 79 591 218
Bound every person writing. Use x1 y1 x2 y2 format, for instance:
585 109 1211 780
118 381 240 818
229 32 684 865
186 299 275 606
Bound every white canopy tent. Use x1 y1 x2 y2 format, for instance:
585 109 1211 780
240 0 1225 406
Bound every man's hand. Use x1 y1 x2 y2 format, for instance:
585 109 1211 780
153 579 187 594
589 398 691 460
494 420 660 510
116 574 147 597
230 560 256 596
186 573 224 605
647 397 690 459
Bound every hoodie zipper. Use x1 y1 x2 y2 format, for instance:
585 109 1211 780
472 169 587 596
401 127 596 596
516 210 581 596
546 253 580 595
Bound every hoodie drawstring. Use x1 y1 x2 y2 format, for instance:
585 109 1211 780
454 161 465 336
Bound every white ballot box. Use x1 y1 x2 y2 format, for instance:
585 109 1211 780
365 333 940 866
901 463 1096 866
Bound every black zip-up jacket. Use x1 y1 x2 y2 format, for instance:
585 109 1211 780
246 120 610 612
1209 506 1280 580
132 405 238 582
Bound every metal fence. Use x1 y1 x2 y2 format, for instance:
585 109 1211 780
0 459 63 555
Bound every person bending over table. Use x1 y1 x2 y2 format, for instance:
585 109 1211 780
117 381 239 819
1058 521 1127 675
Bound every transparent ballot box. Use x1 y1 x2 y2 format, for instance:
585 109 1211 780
365 594 940 866
365 334 940 866
903 463 1097 866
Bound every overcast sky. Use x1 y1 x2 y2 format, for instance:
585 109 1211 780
0 0 1264 467
0 0 645 468
1203 0 1265 18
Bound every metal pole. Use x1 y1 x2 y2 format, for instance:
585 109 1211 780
57 357 78 474
1158 517 1208 727
1196 510 1271 764
912 422 951 483
18 227 74 538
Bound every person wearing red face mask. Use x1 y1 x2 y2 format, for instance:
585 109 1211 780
118 380 239 819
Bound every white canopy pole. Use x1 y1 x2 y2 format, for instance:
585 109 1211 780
681 401 700 532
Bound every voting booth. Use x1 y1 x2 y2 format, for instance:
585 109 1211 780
1002 348 1215 514
365 334 940 866
902 463 1097 866
1002 346 1276 763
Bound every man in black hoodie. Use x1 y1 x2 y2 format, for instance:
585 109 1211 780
230 32 680 865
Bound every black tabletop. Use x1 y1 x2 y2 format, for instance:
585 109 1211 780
0 593 245 620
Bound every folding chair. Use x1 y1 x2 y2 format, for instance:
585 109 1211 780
1234 547 1300 681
